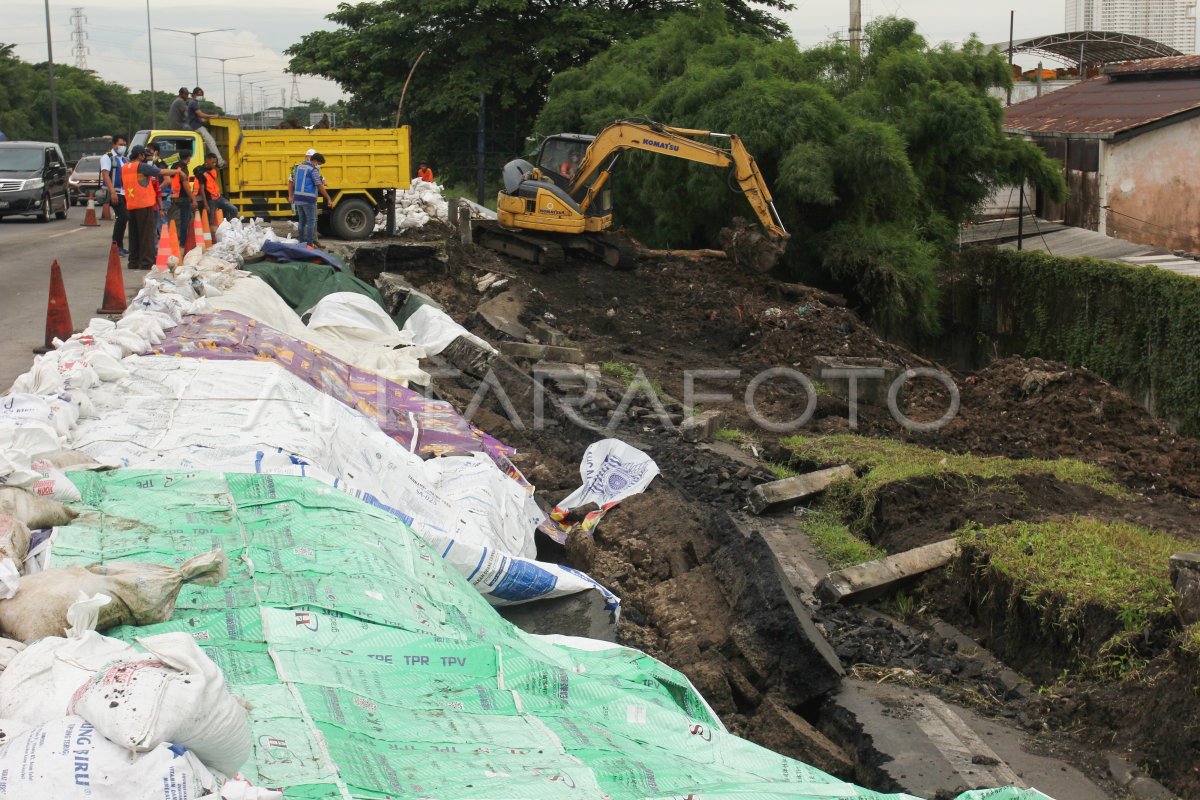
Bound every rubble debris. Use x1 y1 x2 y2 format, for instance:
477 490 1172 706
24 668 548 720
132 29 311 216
1169 552 1200 626
680 409 726 443
718 216 788 273
475 287 531 341
499 341 586 364
812 356 902 407
816 539 960 605
748 465 855 515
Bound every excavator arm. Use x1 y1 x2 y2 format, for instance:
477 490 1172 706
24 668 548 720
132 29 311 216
567 120 790 240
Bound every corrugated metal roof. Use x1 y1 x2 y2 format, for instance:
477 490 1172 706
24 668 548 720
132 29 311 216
1003 75 1200 137
1106 55 1200 75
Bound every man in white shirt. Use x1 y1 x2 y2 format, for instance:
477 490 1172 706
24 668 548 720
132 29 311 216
98 134 129 257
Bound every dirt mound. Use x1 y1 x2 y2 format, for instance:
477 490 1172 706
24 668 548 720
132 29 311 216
910 358 1200 496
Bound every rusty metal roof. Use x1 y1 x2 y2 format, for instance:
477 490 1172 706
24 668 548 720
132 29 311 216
1106 54 1200 75
1004 74 1200 138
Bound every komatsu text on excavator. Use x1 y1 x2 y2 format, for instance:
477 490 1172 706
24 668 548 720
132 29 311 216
474 119 790 271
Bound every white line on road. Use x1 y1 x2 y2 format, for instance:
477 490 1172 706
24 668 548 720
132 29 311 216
49 227 87 239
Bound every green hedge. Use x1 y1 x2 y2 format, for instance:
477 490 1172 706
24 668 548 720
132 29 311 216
946 247 1200 435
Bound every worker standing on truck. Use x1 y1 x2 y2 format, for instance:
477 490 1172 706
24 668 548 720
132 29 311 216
188 87 226 168
168 87 190 130
289 152 333 247
195 152 239 227
168 150 195 253
100 134 129 257
417 161 434 183
123 145 181 270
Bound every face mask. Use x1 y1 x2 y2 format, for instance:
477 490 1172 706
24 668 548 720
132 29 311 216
116 145 127 156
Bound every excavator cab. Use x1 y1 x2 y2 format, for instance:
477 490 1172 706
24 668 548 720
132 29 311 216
537 134 592 187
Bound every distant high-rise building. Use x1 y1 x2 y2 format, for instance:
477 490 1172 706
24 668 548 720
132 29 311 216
1066 0 1198 54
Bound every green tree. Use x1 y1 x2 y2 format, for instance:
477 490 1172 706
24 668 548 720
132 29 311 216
535 9 1065 331
285 0 792 183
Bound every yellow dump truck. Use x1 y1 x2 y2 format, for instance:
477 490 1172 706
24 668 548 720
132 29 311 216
128 118 411 239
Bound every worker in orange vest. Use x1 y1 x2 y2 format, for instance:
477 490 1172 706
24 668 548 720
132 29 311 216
417 161 434 183
122 145 181 270
194 152 238 228
166 150 196 253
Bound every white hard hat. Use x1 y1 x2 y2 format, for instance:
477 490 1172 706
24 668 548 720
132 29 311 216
305 148 317 157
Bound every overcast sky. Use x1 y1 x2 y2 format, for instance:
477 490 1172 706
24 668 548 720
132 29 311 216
3 0 1167 109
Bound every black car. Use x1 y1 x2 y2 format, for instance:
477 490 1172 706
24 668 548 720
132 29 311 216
68 155 105 206
0 141 71 222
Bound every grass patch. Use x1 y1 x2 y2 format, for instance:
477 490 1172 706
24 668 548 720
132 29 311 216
714 427 758 444
600 361 665 398
600 361 638 382
1181 623 1200 656
767 462 799 480
803 510 886 570
962 517 1185 632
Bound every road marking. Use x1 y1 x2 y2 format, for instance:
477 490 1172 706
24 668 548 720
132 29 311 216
49 227 86 239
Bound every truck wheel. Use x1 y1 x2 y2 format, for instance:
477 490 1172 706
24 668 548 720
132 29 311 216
329 198 375 240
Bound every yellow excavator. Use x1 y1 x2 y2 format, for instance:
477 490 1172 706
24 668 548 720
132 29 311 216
474 118 790 270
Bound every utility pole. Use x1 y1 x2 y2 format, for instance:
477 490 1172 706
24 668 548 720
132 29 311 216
1006 10 1015 107
199 54 252 112
156 27 232 87
289 74 301 107
69 7 88 70
849 0 862 55
231 70 265 118
145 0 156 127
43 0 59 142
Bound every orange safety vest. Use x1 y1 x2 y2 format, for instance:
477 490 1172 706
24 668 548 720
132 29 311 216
203 170 221 200
418 167 434 182
122 161 156 210
169 174 181 198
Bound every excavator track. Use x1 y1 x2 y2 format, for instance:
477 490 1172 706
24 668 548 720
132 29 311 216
574 233 638 271
474 222 566 271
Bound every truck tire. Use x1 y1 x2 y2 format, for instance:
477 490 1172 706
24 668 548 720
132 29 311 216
329 198 375 240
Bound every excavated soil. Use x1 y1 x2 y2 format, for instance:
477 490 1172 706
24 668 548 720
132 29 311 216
372 230 1200 795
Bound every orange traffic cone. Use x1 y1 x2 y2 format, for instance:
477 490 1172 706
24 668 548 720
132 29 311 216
101 198 112 221
215 208 225 229
80 193 99 227
154 222 173 270
191 212 205 254
168 220 181 260
35 260 73 354
98 242 127 315
201 210 213 248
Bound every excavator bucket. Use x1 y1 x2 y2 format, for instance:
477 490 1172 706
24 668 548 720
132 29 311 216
719 218 789 274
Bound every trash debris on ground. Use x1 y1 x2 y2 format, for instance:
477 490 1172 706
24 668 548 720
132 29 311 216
549 439 661 541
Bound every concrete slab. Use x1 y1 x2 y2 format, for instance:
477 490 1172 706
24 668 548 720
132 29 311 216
814 356 901 408
438 335 495 380
476 288 531 341
748 465 854 515
679 410 725 443
831 679 1111 799
500 341 586 364
817 539 960 605
496 588 615 641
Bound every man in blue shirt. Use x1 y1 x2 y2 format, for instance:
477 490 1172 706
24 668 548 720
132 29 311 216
288 153 333 246
187 86 225 168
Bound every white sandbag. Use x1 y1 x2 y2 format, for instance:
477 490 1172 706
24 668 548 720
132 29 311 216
0 515 31 567
0 550 228 643
402 303 496 357
27 458 83 502
306 291 406 338
0 716 223 800
0 717 29 746
0 486 78 529
71 632 251 775
0 559 18 600
48 449 105 471
220 778 284 800
0 637 24 670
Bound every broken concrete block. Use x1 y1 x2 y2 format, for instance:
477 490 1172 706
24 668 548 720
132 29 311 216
439 335 494 380
535 361 598 391
500 341 585 364
679 410 725 443
476 289 530 341
532 319 569 346
1170 552 1200 626
750 695 854 778
816 539 959 605
813 356 901 408
375 272 444 324
748 465 853 515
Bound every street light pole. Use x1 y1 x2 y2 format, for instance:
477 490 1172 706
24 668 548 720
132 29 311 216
43 0 59 142
231 71 265 117
145 0 156 127
200 54 252 112
155 27 232 87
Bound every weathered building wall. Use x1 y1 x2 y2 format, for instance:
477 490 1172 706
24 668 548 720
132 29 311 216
1101 119 1200 252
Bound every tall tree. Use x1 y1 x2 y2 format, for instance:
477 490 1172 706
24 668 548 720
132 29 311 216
285 0 792 182
536 8 1065 331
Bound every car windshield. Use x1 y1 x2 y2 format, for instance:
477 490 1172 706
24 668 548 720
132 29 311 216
74 156 102 173
0 148 44 172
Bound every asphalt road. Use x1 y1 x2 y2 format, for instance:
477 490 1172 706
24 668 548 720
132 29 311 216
0 209 132 390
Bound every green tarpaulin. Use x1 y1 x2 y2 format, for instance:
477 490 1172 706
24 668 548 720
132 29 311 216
244 261 384 316
55 470 1050 800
